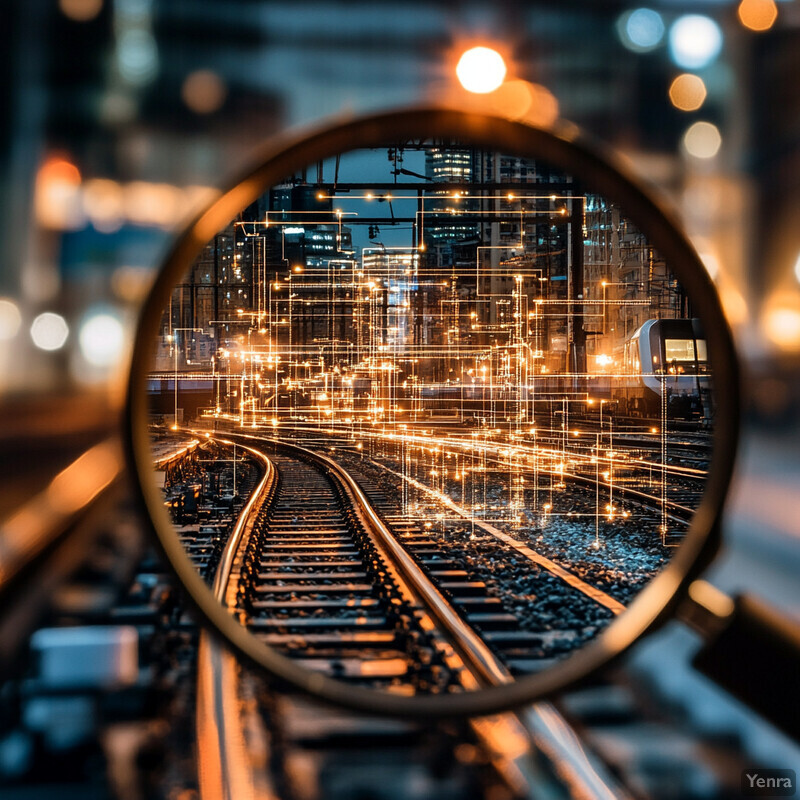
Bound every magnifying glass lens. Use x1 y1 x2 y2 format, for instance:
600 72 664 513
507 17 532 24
130 113 734 716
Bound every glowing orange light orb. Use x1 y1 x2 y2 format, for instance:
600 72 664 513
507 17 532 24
456 47 507 94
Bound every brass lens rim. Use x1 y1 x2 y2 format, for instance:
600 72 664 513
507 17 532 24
126 107 740 718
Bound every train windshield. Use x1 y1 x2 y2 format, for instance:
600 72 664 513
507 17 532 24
665 338 697 362
664 337 708 374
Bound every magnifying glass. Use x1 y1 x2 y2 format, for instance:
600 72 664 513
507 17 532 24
127 107 742 720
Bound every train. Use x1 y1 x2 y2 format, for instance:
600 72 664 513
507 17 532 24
617 317 710 421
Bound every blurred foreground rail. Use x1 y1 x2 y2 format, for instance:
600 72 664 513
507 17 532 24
0 413 778 799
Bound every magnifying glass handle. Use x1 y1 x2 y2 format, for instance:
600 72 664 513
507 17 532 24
683 583 800 742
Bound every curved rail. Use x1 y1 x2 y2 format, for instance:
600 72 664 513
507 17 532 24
296 442 510 687
211 439 277 608
196 440 278 800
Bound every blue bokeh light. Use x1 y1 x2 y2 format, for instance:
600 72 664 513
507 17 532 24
617 8 666 52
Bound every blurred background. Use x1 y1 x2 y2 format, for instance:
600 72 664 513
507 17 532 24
1 1 798 797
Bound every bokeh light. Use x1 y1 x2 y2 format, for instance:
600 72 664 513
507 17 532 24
738 0 778 32
669 15 723 70
83 178 125 232
669 74 707 112
59 0 103 22
484 79 535 119
34 157 84 231
682 121 722 159
524 83 560 126
481 80 560 126
720 284 749 327
794 251 800 285
79 311 125 367
691 238 721 280
123 181 183 227
111 265 155 303
30 312 69 352
181 69 227 114
617 8 665 52
117 28 158 86
456 47 507 94
764 306 800 351
0 299 22 341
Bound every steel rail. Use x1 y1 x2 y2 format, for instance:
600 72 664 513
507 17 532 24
195 440 279 800
0 426 625 798
0 437 124 594
0 438 127 673
288 438 632 799
226 435 545 795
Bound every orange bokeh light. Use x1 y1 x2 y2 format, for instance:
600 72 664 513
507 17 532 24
669 74 707 112
737 0 778 32
35 157 83 230
38 157 81 187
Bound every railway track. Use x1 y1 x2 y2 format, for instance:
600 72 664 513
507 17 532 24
237 450 452 690
168 430 631 799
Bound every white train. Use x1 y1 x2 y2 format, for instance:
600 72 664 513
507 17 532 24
619 318 710 421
